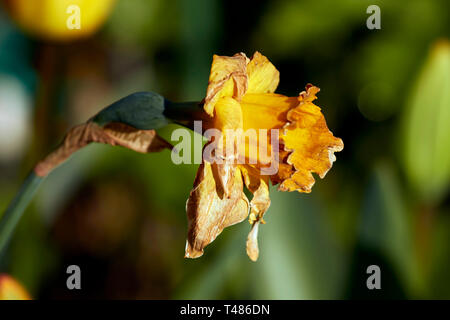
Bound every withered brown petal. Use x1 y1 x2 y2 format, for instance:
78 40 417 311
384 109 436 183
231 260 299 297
34 121 172 177
241 165 271 261
185 161 249 259
203 53 248 116
246 221 260 262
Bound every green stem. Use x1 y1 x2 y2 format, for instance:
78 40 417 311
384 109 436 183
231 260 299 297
164 100 210 131
0 172 43 255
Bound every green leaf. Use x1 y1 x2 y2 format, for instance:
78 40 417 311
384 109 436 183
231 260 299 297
92 91 168 130
360 162 423 297
251 188 345 299
0 173 43 256
401 41 450 205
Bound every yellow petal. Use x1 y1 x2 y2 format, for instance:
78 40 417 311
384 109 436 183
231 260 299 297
214 96 243 131
246 52 280 94
204 53 248 116
185 161 249 258
211 97 244 178
239 93 297 166
34 121 171 177
241 93 297 131
279 85 343 192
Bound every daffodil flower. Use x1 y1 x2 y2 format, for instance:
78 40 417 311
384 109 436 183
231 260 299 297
185 52 343 261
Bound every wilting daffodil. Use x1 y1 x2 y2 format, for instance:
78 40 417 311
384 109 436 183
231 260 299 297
185 52 343 261
0 51 343 262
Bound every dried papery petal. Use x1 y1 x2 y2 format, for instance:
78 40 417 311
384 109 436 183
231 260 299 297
102 122 171 152
185 162 249 258
204 53 248 116
210 96 245 197
241 165 270 220
246 221 260 262
34 121 171 177
279 85 343 192
211 160 236 198
240 165 270 261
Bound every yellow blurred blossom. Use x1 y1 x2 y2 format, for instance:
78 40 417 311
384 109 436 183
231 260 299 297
2 0 115 41
0 274 31 300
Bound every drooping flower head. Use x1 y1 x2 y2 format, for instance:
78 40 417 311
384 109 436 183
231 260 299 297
185 52 343 261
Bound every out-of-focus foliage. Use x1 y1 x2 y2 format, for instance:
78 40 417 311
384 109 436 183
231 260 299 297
402 41 450 205
0 0 449 299
359 162 422 296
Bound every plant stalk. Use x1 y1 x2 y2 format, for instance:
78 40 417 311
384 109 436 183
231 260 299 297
0 172 43 255
164 100 211 131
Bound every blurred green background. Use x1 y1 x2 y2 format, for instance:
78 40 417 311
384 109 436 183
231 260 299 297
0 0 449 299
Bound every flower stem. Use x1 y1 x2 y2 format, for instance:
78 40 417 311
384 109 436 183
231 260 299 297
0 172 43 255
164 100 210 130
